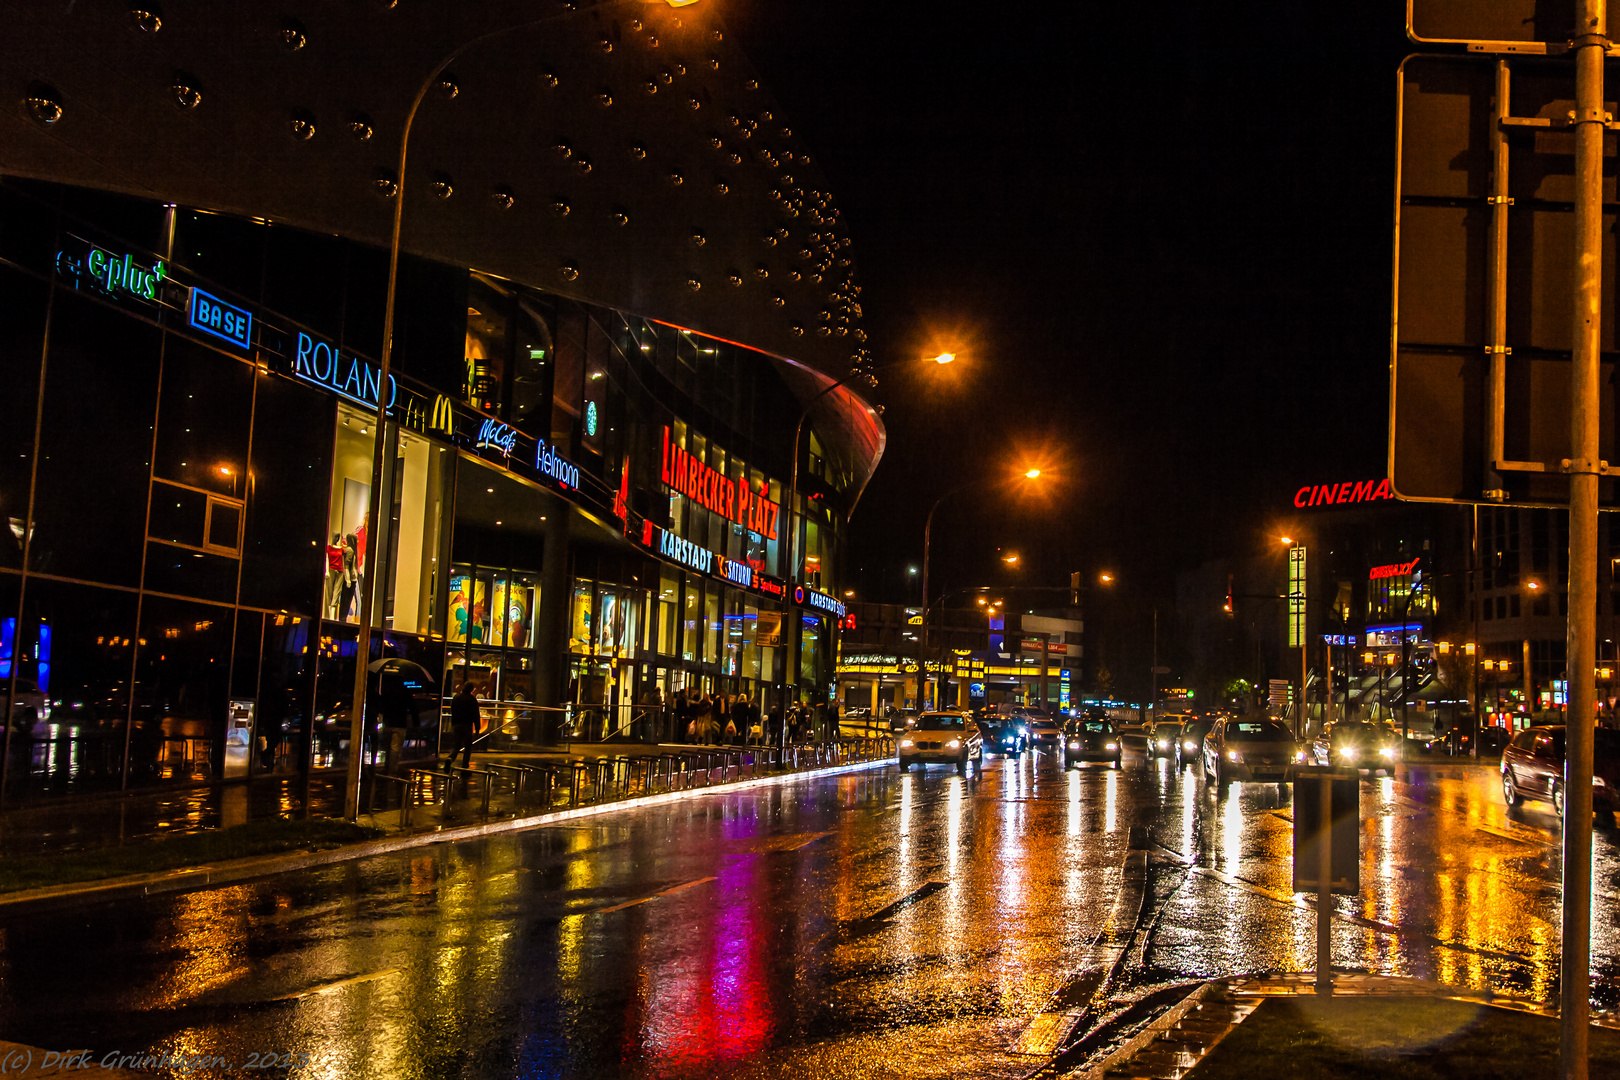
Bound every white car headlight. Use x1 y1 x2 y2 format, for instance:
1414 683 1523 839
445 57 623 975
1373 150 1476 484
1227 750 1243 763
1069 740 1081 749
1379 747 1396 759
900 738 914 748
1184 740 1197 751
1158 739 1169 749
1105 742 1118 751
1295 749 1307 762
1339 747 1358 761
945 738 960 749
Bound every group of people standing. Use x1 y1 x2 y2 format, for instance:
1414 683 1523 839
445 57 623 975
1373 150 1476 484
665 689 822 746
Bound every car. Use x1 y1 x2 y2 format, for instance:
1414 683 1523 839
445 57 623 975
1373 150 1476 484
1063 717 1121 769
1312 720 1400 775
1174 719 1214 768
888 709 919 734
897 711 983 776
1501 725 1620 818
3 679 50 731
1147 719 1185 758
977 715 1027 757
1027 713 1063 749
1202 717 1299 784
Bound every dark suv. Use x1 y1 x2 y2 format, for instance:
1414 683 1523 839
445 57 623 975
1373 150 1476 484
1063 717 1121 769
977 715 1027 757
1501 725 1620 818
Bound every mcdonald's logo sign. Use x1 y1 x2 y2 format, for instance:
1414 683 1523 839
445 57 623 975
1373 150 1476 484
429 395 456 435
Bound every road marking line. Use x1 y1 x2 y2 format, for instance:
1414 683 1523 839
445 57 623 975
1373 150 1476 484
593 876 717 914
271 968 402 1001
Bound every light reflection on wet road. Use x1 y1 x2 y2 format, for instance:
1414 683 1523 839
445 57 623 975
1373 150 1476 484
0 745 1615 1078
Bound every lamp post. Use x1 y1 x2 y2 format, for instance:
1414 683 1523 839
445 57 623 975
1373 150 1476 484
918 469 1042 711
779 352 954 730
342 0 700 819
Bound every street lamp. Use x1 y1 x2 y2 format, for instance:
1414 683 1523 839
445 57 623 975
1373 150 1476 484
918 469 1044 710
780 352 956 723
342 1 704 819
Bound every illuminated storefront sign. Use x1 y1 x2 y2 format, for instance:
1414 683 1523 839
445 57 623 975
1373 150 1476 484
795 585 846 618
186 288 252 350
659 426 780 540
1293 478 1394 508
536 439 580 491
56 241 166 302
719 556 754 588
1366 623 1422 647
293 331 396 409
476 419 518 459
1322 634 1358 646
1369 558 1420 581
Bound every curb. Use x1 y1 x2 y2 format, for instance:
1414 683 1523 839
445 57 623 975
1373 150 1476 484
0 756 890 918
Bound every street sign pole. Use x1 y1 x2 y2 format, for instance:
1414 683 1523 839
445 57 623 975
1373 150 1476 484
1562 5 1603 1076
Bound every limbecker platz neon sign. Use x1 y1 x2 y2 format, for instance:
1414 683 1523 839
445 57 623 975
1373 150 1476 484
1293 478 1394 508
659 426 780 541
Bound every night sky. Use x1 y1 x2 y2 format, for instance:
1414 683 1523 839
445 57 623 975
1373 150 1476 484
729 1 1414 611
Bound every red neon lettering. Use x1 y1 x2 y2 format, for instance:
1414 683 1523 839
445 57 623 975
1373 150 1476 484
1372 477 1392 500
1336 481 1352 502
1294 486 1310 508
1350 480 1374 502
661 427 673 486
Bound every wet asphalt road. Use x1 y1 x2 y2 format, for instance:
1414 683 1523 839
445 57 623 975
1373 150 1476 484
0 741 1617 1079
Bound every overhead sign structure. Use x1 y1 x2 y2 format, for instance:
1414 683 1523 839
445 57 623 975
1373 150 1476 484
1408 0 1613 53
1391 52 1620 508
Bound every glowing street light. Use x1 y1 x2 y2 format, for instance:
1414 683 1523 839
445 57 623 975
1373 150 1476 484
1025 468 1041 479
932 352 956 364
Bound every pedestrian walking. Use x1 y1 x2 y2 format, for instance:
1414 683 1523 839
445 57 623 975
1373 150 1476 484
380 675 419 775
693 693 714 745
729 693 751 746
449 681 479 770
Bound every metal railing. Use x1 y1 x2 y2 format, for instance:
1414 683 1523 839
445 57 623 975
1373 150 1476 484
359 734 895 827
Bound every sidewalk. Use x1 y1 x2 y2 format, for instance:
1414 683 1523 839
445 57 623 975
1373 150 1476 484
1072 972 1620 1080
0 739 891 916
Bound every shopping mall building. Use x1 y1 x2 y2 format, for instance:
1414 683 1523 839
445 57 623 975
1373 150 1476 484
0 3 874 794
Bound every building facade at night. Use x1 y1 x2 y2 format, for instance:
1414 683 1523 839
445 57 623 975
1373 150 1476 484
0 3 875 794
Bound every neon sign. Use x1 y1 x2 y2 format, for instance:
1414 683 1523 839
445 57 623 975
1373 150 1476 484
1369 558 1420 581
56 243 166 302
187 288 252 350
719 557 754 588
536 439 579 491
655 524 714 574
1293 478 1394 508
293 332 396 410
797 585 846 618
585 400 599 437
476 419 518 459
659 426 780 540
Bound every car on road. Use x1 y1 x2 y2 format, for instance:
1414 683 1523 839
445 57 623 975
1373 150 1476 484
3 678 49 731
1500 724 1620 818
1028 712 1063 750
897 711 982 776
1312 720 1399 775
977 715 1027 757
1202 717 1298 784
1147 718 1185 758
1174 718 1214 768
1063 717 1121 769
888 709 919 734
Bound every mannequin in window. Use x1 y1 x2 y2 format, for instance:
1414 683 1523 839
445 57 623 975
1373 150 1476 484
323 533 345 619
339 534 359 622
354 512 369 619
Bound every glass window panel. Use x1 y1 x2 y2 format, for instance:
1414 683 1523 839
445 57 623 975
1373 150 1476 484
206 500 242 552
705 586 721 666
0 266 47 571
144 541 237 604
325 404 377 624
682 575 700 662
240 374 332 617
29 290 159 586
658 568 679 656
148 484 208 548
153 336 253 498
570 579 593 653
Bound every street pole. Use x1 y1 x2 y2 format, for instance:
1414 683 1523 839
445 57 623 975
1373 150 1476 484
1149 607 1158 728
339 3 633 819
1316 771 1333 994
1562 4 1603 1075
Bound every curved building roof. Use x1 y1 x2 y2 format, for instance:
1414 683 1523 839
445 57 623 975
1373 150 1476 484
1 0 883 493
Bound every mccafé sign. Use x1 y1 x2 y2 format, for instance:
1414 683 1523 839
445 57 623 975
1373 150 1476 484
1293 478 1394 508
660 426 780 540
1369 558 1420 581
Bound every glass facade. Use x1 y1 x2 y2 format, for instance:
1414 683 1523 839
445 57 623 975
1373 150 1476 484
0 177 859 798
